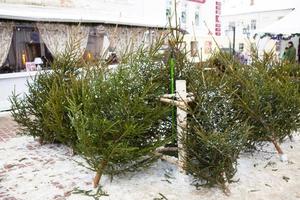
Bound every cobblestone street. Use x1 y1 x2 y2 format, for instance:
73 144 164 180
0 114 18 142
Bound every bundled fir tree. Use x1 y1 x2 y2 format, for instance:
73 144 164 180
68 48 173 188
184 66 251 191
183 50 299 190
10 43 89 148
224 59 300 159
201 51 300 159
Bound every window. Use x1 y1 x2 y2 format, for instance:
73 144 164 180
166 0 172 20
195 7 200 26
243 25 250 34
204 41 212 54
239 43 244 52
1 24 53 74
191 41 198 57
181 3 187 24
251 19 256 30
143 30 157 46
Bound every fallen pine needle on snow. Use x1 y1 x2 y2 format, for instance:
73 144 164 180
0 134 300 200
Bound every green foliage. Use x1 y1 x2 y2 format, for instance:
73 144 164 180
184 49 300 188
186 124 250 188
68 55 172 180
73 186 109 199
224 61 300 145
203 51 239 73
184 67 251 188
10 45 88 147
10 25 300 193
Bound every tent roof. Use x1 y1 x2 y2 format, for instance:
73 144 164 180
255 8 300 36
223 0 297 16
0 3 165 28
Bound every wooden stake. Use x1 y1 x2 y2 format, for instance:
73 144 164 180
159 80 194 171
176 80 187 170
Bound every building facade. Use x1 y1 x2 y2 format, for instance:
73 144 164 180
0 0 168 111
221 0 296 58
166 0 222 61
0 0 219 111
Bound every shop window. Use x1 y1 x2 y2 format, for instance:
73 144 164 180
84 26 105 61
1 24 53 74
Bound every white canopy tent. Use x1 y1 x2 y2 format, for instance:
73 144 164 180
251 7 300 65
256 8 300 36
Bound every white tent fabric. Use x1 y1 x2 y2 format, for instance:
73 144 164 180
0 3 165 28
257 9 300 35
0 22 13 67
37 23 90 57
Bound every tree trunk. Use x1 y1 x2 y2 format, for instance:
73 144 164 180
93 160 108 188
271 138 284 155
38 137 44 145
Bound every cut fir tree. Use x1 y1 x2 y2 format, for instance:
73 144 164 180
68 56 172 188
10 45 87 148
225 61 300 161
184 65 251 191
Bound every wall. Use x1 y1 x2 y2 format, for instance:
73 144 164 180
0 0 219 60
170 0 219 61
0 71 37 111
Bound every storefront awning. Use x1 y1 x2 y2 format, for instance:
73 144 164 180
0 3 165 28
255 9 300 38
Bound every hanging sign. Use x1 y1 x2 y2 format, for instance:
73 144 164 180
215 1 222 36
188 0 206 3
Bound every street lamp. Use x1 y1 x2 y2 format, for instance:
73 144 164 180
231 26 236 55
225 25 236 55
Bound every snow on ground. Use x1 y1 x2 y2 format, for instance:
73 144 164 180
0 135 300 200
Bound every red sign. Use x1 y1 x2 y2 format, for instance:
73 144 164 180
215 1 222 36
188 0 206 3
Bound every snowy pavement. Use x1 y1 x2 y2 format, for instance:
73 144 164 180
0 115 17 142
0 116 300 200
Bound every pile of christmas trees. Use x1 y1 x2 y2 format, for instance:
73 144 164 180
10 33 300 193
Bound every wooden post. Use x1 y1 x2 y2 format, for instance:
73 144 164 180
176 80 187 170
160 80 194 171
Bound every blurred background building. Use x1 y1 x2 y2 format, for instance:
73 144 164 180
221 0 300 60
0 0 222 111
